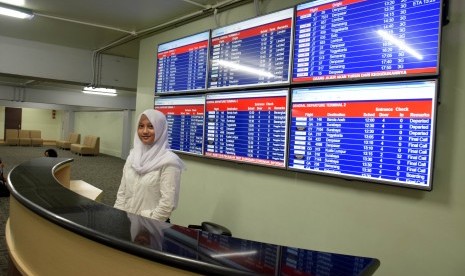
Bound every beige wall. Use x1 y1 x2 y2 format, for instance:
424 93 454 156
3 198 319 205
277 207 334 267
137 0 465 275
21 108 62 140
0 107 61 141
74 111 124 157
0 107 125 158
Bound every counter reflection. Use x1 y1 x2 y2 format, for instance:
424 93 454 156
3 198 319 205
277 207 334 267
129 215 378 276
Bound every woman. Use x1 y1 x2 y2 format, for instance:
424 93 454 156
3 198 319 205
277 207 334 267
114 109 185 222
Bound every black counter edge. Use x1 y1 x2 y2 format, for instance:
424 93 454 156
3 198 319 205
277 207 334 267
7 158 256 276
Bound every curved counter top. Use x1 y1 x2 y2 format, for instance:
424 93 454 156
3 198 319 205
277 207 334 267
6 157 380 276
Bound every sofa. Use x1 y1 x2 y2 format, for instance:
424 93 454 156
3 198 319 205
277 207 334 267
30 130 44 146
70 135 100 156
5 129 43 146
56 133 81 150
19 130 31 146
5 129 19 146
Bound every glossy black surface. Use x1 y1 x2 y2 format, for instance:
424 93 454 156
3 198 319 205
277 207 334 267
8 158 380 276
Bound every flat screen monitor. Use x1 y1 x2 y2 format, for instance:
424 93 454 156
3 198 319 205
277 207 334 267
155 95 205 155
292 0 442 83
155 31 209 94
208 8 294 90
288 80 437 190
205 89 288 168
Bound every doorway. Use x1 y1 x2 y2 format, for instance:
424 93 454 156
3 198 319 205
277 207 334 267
4 107 22 140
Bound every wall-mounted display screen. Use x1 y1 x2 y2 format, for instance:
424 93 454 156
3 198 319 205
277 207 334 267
209 8 294 90
205 89 288 168
155 95 205 155
156 31 209 94
292 0 442 83
288 80 437 190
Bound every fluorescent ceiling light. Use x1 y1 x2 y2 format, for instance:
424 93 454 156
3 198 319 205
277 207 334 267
82 86 117 96
0 3 34 19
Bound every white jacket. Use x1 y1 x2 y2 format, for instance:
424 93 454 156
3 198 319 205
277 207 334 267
114 160 181 222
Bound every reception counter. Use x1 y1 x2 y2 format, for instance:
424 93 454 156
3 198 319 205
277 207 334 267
5 158 379 275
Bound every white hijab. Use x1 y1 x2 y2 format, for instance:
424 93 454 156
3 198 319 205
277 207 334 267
129 109 185 174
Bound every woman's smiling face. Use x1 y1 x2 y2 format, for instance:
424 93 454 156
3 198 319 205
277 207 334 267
137 114 155 145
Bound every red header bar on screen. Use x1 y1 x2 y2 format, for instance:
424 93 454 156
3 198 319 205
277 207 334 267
297 0 366 17
291 99 433 118
206 96 286 112
212 19 292 45
157 40 208 59
156 104 205 116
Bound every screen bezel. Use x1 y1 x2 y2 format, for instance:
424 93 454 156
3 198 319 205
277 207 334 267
207 8 295 91
287 79 438 190
154 95 206 156
155 30 210 95
290 0 444 85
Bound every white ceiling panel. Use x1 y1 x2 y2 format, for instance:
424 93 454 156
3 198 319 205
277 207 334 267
0 0 251 108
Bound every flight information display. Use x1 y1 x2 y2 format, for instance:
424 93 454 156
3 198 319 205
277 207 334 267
205 90 288 168
156 31 209 93
293 0 442 83
155 95 205 155
209 8 294 89
288 80 437 190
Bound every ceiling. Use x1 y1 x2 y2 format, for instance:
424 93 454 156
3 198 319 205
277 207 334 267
0 0 250 94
